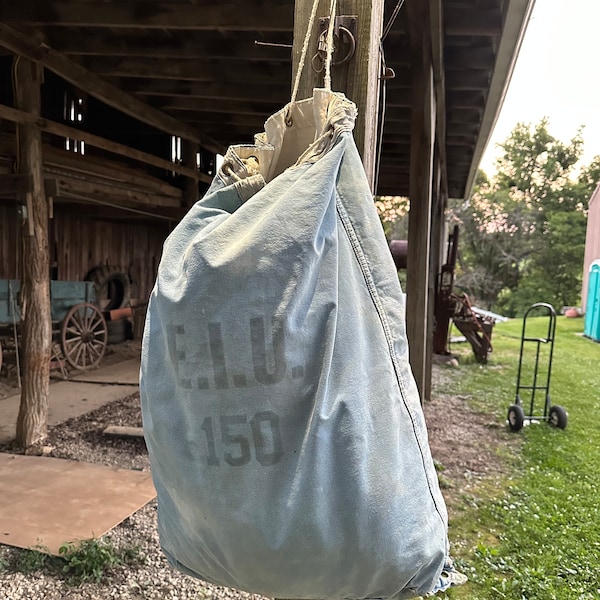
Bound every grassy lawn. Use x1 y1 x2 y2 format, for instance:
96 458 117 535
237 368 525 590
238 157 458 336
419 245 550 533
437 315 600 600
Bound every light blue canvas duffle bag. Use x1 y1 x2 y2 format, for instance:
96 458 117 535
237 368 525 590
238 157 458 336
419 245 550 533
141 89 450 599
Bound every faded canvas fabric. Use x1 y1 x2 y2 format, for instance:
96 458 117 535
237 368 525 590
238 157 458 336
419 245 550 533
141 89 449 599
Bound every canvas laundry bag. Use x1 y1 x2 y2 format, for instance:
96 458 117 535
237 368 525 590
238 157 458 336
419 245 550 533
140 89 450 599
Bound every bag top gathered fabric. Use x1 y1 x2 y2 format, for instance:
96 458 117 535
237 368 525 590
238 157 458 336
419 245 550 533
141 89 450 600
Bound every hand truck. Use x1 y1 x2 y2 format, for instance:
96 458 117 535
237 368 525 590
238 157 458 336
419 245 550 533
507 303 568 432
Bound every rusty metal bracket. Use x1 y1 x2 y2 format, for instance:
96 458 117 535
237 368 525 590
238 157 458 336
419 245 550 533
312 15 358 72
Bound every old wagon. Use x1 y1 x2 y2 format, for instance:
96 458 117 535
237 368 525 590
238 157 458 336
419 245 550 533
0 279 108 373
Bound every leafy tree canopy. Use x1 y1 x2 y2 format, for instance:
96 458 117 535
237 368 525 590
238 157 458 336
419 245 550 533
449 119 596 317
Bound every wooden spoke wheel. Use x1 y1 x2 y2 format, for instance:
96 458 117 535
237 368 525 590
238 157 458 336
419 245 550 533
60 302 107 370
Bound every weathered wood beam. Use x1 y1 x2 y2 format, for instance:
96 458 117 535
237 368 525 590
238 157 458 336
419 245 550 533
0 1 294 30
445 46 496 70
86 56 290 85
445 8 503 36
0 24 221 152
151 96 281 114
53 201 186 222
447 124 480 138
406 0 436 402
385 91 412 108
44 151 183 199
0 173 33 196
292 0 384 191
428 0 449 399
0 104 212 184
447 107 484 123
130 80 290 103
53 33 293 62
383 106 411 121
55 176 181 209
0 134 184 200
445 70 490 91
14 58 52 447
446 90 486 109
182 139 199 209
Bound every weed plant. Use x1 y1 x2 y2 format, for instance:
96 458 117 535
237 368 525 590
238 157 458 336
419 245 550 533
7 537 141 585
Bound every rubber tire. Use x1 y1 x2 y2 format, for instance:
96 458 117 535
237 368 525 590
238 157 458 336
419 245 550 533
507 404 525 432
85 265 131 311
548 405 568 429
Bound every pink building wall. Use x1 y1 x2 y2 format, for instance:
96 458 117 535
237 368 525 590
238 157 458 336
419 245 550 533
582 183 600 312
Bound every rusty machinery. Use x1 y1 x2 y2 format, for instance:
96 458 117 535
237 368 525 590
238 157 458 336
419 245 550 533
389 225 494 364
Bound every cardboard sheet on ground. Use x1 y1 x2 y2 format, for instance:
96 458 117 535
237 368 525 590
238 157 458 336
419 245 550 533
0 453 155 554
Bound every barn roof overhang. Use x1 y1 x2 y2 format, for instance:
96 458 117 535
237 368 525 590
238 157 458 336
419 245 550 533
0 0 536 203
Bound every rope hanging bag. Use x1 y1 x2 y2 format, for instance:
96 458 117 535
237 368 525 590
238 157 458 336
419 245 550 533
141 1 458 597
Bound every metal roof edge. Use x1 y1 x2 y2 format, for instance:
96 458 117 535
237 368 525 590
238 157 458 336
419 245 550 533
461 0 537 200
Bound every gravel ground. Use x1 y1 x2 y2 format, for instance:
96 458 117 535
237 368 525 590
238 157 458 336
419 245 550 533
0 361 508 600
0 392 269 600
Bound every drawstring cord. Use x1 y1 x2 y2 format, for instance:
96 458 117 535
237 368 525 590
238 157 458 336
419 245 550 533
323 0 338 91
288 0 337 125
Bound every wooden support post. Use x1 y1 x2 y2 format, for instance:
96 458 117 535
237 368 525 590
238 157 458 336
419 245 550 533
406 2 436 402
425 150 444 401
183 139 200 208
14 57 52 447
292 0 384 191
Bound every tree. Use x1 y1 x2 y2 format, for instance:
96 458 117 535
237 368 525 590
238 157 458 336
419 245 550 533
449 119 595 316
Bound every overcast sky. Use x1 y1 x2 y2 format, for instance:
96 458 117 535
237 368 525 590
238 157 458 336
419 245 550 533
479 0 600 175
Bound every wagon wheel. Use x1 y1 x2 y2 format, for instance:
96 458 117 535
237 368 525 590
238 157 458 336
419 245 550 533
60 302 107 370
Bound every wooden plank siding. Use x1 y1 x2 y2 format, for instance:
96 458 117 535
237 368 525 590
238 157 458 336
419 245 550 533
52 209 169 302
0 205 168 303
0 203 21 279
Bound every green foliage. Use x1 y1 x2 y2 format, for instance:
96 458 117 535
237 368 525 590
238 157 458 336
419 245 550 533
442 316 600 599
15 545 50 574
58 538 141 584
8 537 141 585
449 119 598 316
374 195 409 240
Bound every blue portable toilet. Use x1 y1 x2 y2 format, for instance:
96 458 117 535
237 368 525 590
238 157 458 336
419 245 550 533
584 260 600 341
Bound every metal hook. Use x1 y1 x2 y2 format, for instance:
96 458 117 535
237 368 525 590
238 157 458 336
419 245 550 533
333 26 356 66
311 26 356 74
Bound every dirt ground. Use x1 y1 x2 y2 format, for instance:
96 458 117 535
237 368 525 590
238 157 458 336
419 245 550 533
0 339 141 400
423 363 521 510
0 342 518 509
0 347 520 598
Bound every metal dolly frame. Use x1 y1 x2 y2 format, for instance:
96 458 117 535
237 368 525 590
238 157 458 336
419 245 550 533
507 302 568 432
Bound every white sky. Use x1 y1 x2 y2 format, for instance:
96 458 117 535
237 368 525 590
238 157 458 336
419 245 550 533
479 0 600 176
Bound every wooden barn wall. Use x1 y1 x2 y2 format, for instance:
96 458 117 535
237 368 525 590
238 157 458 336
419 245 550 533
0 204 170 302
0 202 20 279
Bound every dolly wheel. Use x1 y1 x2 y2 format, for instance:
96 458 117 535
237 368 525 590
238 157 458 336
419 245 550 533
549 405 568 429
507 404 525 432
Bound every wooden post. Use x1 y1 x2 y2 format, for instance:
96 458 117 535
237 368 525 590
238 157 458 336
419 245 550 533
425 150 444 401
183 139 200 208
406 2 436 402
292 0 384 191
14 57 52 447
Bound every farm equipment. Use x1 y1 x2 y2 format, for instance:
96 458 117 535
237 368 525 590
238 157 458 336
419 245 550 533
432 225 494 363
507 302 568 432
0 279 108 375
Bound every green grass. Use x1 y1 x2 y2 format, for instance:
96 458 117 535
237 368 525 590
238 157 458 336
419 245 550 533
438 316 600 599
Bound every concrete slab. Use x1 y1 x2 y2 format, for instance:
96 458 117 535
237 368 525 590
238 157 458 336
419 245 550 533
0 358 140 445
68 358 140 385
0 452 155 554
